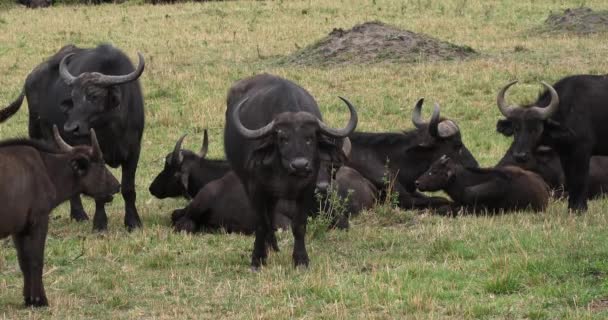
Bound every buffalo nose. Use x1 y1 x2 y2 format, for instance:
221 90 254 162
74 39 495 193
64 122 79 133
316 181 329 194
514 152 529 163
289 158 310 172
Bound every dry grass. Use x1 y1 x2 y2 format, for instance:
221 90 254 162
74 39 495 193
1 0 608 318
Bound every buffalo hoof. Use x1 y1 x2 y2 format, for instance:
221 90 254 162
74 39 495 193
70 208 89 222
125 218 143 232
293 254 309 268
173 217 196 233
24 295 48 308
250 265 262 273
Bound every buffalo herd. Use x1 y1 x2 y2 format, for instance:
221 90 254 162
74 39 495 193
2 43 608 306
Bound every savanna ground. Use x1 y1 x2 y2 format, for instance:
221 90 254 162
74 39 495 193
1 0 608 319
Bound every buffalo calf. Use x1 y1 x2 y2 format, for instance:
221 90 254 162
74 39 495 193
416 155 549 214
0 126 119 307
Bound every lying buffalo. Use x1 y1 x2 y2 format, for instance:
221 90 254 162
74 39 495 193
0 126 119 307
497 144 608 199
17 0 52 8
495 76 608 211
224 73 357 269
4 44 145 231
416 155 549 214
149 130 231 199
346 99 478 210
0 93 24 123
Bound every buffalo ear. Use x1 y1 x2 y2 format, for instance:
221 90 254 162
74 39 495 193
545 119 574 141
319 135 346 164
496 119 513 136
179 172 190 196
248 138 276 169
71 156 90 177
107 86 121 110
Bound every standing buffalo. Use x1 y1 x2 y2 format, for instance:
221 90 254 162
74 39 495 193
4 44 145 231
0 126 119 307
495 76 608 211
415 155 549 214
497 144 608 199
224 74 357 269
346 99 478 210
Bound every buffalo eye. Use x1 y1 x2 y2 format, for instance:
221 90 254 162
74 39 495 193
60 100 73 113
305 137 313 145
278 135 288 145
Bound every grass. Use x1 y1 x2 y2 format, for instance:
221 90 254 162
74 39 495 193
2 0 608 318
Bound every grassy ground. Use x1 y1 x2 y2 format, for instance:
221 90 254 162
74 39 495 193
1 0 608 318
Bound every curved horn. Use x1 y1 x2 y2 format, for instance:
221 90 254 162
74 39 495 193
172 134 186 164
496 80 519 117
411 98 425 128
52 124 74 152
530 81 559 120
232 97 276 139
89 128 102 159
91 52 145 87
0 92 25 123
317 96 358 138
428 102 441 137
59 53 78 85
198 129 208 158
341 137 352 158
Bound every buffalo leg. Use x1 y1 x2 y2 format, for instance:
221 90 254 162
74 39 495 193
560 149 591 212
92 199 109 232
291 210 310 268
69 195 89 221
13 215 49 307
122 154 142 231
250 193 272 269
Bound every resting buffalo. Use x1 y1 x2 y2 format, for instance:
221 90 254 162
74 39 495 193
149 130 231 199
416 155 549 214
5 44 145 231
346 99 478 209
495 76 608 211
0 93 24 123
224 73 357 269
498 144 608 199
0 126 119 307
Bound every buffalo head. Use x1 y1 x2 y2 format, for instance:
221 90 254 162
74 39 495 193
408 98 478 168
52 125 120 201
149 130 209 199
415 155 456 192
58 52 145 136
315 137 351 195
495 80 561 163
234 96 358 178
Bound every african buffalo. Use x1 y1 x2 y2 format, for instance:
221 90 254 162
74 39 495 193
0 126 119 307
346 99 478 210
5 44 145 231
495 76 608 211
0 93 24 123
416 155 549 214
224 73 357 269
498 144 608 199
149 130 231 199
17 0 52 8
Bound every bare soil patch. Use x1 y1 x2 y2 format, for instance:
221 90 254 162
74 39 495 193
279 21 477 66
538 7 608 35
589 297 608 312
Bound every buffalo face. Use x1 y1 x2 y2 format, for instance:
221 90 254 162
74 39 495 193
233 97 358 178
58 52 145 137
415 155 454 192
495 81 560 163
411 99 478 168
149 131 209 199
52 126 120 202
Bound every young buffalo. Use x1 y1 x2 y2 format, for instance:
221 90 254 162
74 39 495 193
415 155 549 214
0 126 119 307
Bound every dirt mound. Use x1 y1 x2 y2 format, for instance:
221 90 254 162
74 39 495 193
539 7 608 34
280 21 477 66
